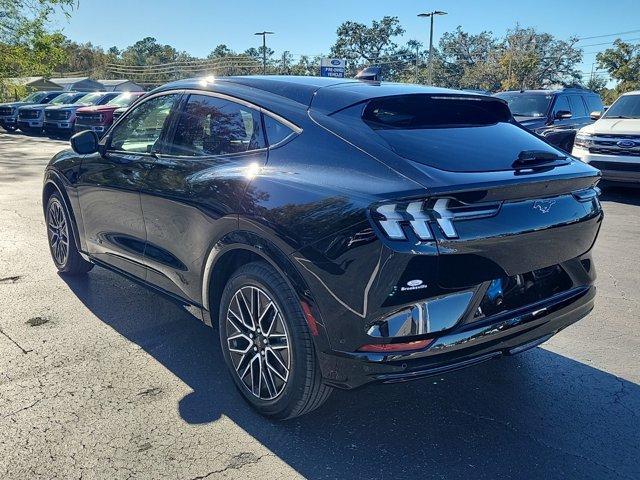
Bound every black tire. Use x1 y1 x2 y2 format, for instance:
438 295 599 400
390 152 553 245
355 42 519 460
45 193 93 275
219 261 332 419
3 125 17 132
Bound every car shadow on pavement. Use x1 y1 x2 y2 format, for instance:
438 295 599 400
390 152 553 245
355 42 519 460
62 268 640 479
599 185 640 206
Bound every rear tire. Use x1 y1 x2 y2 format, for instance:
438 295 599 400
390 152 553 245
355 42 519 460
218 261 332 419
45 193 93 275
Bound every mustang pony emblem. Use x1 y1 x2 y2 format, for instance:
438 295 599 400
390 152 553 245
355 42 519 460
533 200 556 213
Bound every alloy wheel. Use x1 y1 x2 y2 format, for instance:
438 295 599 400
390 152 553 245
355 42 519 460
47 198 69 267
225 285 291 400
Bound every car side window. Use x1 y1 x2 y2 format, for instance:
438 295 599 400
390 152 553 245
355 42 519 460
264 115 295 146
43 93 60 103
586 95 604 114
553 95 571 115
170 94 265 157
98 93 120 105
569 96 588 118
110 94 178 154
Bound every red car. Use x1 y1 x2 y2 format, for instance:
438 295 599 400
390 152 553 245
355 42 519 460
74 91 145 137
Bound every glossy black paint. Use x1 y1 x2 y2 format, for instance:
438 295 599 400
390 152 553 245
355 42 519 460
44 76 603 389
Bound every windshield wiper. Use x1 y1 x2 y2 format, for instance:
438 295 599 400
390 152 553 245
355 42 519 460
606 115 632 119
512 150 569 170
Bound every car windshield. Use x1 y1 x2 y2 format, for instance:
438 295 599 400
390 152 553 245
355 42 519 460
494 92 552 117
106 93 141 107
22 92 47 103
49 93 78 105
74 92 103 105
602 95 640 119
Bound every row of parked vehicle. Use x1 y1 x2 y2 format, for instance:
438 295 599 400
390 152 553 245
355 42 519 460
495 87 640 186
0 90 145 138
2 82 638 187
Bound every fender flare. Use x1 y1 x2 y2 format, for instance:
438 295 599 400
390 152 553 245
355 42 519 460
42 170 83 253
201 230 331 350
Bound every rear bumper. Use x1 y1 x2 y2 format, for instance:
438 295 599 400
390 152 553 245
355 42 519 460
572 146 640 185
319 284 595 389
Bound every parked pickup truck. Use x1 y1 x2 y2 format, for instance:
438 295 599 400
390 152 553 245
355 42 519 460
44 91 120 138
17 92 86 134
112 107 127 122
572 90 640 187
74 91 145 137
0 91 64 132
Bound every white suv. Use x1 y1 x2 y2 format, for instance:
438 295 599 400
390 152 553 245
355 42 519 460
572 91 640 186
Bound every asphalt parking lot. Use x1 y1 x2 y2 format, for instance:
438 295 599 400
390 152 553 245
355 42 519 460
0 131 639 479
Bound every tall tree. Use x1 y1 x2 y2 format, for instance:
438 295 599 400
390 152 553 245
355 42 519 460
436 27 501 90
584 74 608 95
207 44 235 59
0 0 74 83
55 40 118 77
499 26 582 90
330 16 405 77
596 39 640 93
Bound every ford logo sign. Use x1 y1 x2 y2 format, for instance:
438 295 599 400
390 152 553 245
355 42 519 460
331 59 341 66
617 140 636 148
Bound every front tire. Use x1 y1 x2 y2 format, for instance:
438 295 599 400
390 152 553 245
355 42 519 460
219 261 331 419
45 193 93 275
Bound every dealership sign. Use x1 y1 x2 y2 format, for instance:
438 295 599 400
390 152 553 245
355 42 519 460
320 58 346 78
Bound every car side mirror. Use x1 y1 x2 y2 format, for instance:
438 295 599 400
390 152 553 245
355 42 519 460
554 110 572 120
70 130 99 155
590 111 602 120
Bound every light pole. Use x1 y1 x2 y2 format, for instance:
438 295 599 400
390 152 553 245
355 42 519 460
254 31 274 75
417 10 447 85
414 43 420 83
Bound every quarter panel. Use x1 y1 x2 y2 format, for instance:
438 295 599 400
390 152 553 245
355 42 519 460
238 118 438 352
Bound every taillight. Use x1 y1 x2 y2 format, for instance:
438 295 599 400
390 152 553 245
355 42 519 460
372 198 501 241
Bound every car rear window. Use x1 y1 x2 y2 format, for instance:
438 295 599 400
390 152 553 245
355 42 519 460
361 94 563 173
363 94 511 129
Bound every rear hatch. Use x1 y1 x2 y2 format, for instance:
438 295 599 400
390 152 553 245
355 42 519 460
360 94 567 172
315 92 603 288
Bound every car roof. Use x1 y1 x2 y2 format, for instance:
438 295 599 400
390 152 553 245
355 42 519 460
152 75 485 114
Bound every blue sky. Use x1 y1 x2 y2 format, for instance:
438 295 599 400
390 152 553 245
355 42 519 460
53 0 640 77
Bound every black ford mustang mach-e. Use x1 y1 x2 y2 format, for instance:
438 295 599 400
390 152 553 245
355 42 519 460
43 76 602 419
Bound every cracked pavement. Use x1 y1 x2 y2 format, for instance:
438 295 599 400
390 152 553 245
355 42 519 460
0 132 639 479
